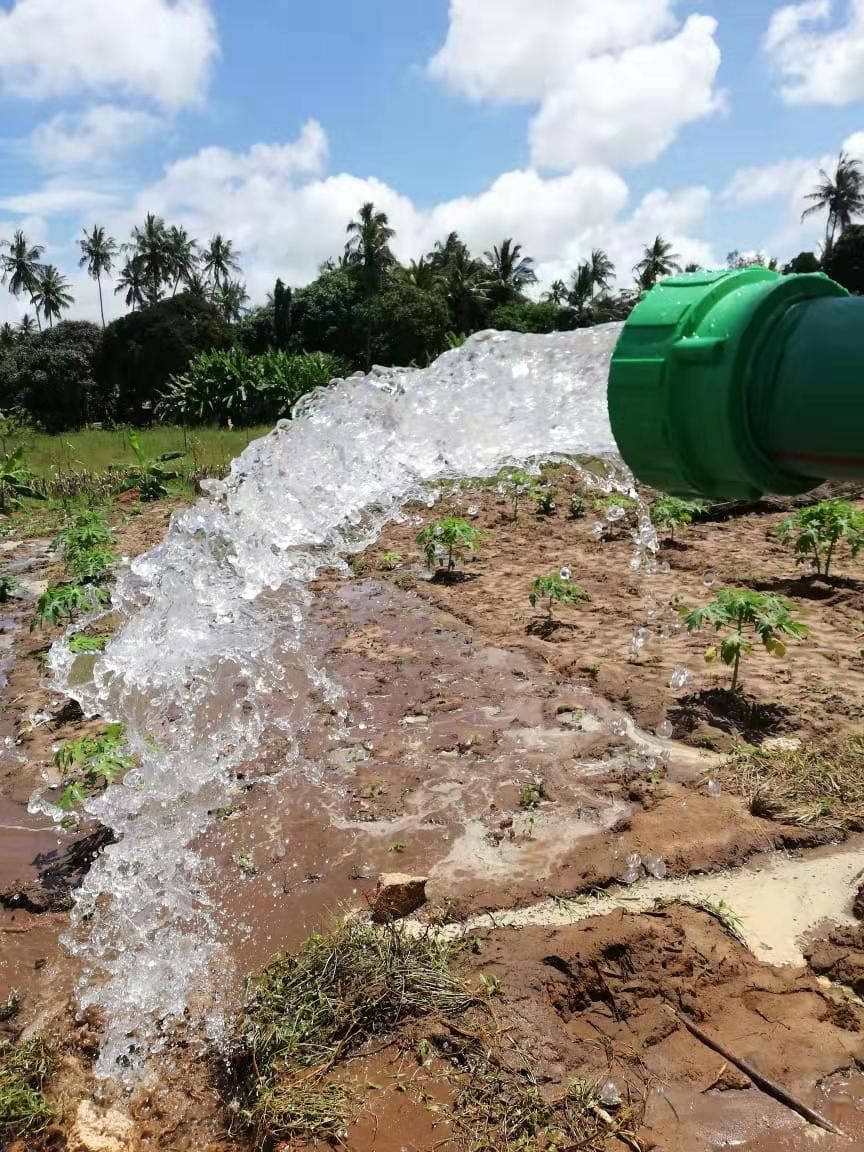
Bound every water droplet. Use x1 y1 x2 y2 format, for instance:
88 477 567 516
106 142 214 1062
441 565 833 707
559 566 572 582
656 720 674 740
704 571 717 588
607 715 628 737
621 852 642 885
599 1081 623 1108
590 522 605 539
670 666 693 691
467 505 480 518
606 505 626 523
644 854 667 879
707 779 722 798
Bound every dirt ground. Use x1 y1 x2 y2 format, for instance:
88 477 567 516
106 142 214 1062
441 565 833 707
4 469 864 1151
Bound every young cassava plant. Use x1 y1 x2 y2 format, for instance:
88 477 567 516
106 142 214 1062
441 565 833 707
54 723 133 812
778 500 864 579
651 495 702 544
417 518 482 573
31 582 109 630
497 468 535 520
529 570 589 620
682 587 807 692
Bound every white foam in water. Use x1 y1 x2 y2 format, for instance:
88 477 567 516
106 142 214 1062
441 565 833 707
47 324 626 1078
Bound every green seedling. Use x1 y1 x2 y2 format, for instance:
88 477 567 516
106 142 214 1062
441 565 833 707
54 723 133 811
497 467 536 519
31 582 110 630
529 571 589 620
417 518 482 573
682 587 808 692
112 429 184 502
519 781 545 809
0 447 45 514
569 494 586 519
378 551 403 571
0 572 19 603
651 495 702 543
778 499 864 578
389 841 407 854
234 851 257 875
534 487 557 516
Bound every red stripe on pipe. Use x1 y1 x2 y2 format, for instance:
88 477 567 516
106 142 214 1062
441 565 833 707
770 451 864 469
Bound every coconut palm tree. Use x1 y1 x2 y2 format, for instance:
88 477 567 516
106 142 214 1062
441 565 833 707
429 231 470 271
130 213 170 304
634 235 682 291
217 279 249 322
542 279 569 306
1 230 45 328
405 256 444 293
802 151 864 252
442 247 489 334
568 263 595 315
483 238 537 303
588 248 615 296
183 270 209 299
0 322 16 349
165 226 199 296
115 256 146 312
18 314 35 336
32 265 73 328
202 233 241 291
346 202 395 291
78 225 117 328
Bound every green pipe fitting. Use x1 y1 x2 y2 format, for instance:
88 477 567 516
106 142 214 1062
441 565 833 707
608 267 864 501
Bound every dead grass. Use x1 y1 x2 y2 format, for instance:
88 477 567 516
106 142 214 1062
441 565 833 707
717 730 864 831
0 1036 54 1142
229 917 474 1144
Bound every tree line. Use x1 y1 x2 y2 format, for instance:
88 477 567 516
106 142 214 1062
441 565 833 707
0 149 862 433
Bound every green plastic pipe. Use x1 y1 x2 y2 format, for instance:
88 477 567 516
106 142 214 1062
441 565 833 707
607 268 864 501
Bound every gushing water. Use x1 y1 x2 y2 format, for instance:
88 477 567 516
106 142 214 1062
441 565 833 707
44 324 635 1077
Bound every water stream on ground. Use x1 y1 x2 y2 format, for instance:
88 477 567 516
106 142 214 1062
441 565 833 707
39 324 653 1078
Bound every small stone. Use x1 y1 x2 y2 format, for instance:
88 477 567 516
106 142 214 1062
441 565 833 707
371 873 428 922
853 880 864 921
68 1101 139 1152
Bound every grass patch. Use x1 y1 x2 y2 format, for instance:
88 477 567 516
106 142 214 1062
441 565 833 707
440 1027 645 1152
229 918 474 1144
0 1037 54 1142
717 730 864 831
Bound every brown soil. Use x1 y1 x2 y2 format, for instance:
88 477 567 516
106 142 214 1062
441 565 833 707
4 472 864 1150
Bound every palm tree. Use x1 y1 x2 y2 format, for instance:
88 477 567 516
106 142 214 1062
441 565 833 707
405 256 444 293
165 226 199 296
115 256 146 312
202 234 241 291
443 247 490 333
0 322 16 349
18 314 35 336
568 263 595 314
130 213 170 305
542 279 569 306
802 151 864 252
183 270 209 299
346 202 395 291
482 238 537 303
429 231 470 271
588 248 615 296
217 279 249 322
1 230 45 329
32 265 73 328
634 235 682 291
78 225 117 328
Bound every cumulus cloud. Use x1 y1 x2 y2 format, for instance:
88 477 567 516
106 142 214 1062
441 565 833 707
30 105 163 171
428 0 722 169
0 0 217 108
765 0 864 104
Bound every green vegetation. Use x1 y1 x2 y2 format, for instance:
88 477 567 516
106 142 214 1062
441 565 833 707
651 495 702 543
778 499 864 578
519 781 546 809
31 508 116 629
719 730 864 832
569 493 586 519
529 571 589 619
54 723 133 811
31 581 110 629
417 517 482 573
229 919 472 1143
0 571 19 602
377 551 403 571
67 632 110 655
682 587 808 692
534 486 557 516
0 446 43 513
498 467 535 519
0 1037 54 1141
112 429 184 502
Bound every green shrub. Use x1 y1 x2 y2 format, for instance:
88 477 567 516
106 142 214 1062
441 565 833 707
54 723 133 811
778 500 864 578
161 348 346 426
651 495 702 542
31 582 110 630
682 587 808 692
54 508 116 579
0 321 105 432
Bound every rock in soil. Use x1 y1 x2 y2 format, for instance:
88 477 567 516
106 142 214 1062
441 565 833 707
372 873 428 921
854 880 864 920
67 1100 139 1152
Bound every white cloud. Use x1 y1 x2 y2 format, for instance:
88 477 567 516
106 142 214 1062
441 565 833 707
30 105 163 171
845 131 864 161
765 0 864 105
723 157 822 206
0 182 121 216
428 0 722 170
0 0 217 108
530 16 723 169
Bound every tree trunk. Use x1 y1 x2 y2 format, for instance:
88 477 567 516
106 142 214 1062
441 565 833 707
97 273 106 328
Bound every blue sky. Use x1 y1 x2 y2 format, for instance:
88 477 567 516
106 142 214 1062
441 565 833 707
1 0 863 323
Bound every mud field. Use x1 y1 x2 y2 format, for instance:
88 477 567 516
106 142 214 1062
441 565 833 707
4 469 864 1151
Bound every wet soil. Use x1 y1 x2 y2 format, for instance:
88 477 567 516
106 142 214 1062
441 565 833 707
5 473 864 1150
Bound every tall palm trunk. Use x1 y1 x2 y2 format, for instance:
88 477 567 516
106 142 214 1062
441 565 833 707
97 272 105 328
